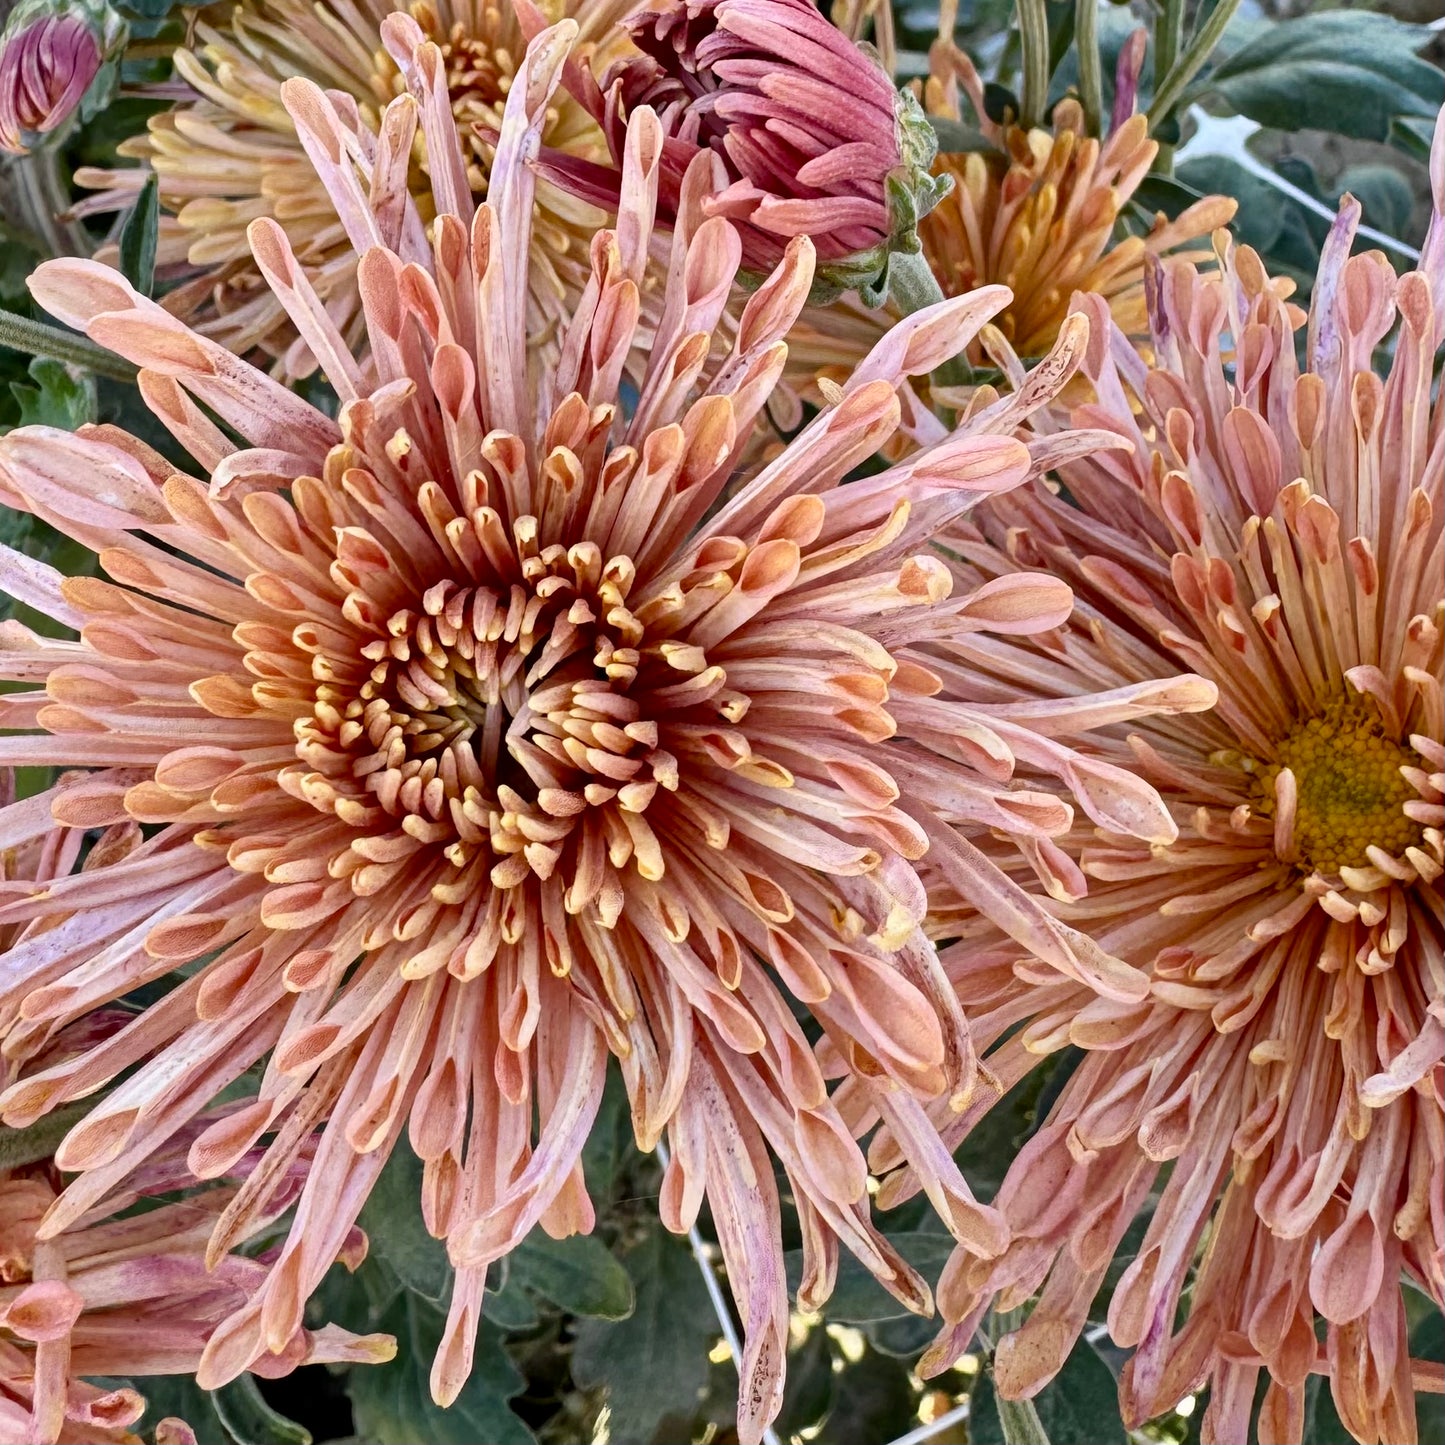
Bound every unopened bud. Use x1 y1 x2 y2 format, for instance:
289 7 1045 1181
0 0 125 157
537 0 950 302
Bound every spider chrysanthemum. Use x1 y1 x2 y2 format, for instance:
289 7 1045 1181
0 773 389 1445
75 0 632 374
908 131 1445 1445
788 34 1235 390
1 21 1207 1444
915 36 1234 358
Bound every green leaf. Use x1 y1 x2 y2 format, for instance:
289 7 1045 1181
1303 1375 1358 1445
508 1232 634 1320
9 357 96 431
1390 114 1438 164
211 1376 311 1445
348 1292 534 1445
306 1247 400 1343
483 1260 542 1332
970 1337 1122 1444
1199 13 1444 143
579 1063 635 1206
0 222 41 305
866 1312 937 1359
778 1326 834 1438
131 1374 238 1445
814 1344 915 1445
0 1103 95 1171
784 1232 956 1323
512 1234 634 1324
121 0 191 17
1130 173 1210 224
1305 1320 1445 1445
119 173 160 299
1410 1297 1444 1444
1334 164 1415 243
355 1141 451 1304
1177 155 1323 289
571 1227 716 1445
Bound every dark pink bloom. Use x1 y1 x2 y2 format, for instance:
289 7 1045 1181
531 0 949 293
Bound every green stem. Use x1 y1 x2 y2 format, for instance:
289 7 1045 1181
10 150 88 258
888 247 948 316
1148 0 1243 131
1075 0 1103 136
0 309 137 384
997 1396 1053 1445
1016 0 1051 129
888 250 971 389
1154 0 1185 96
973 1315 1054 1445
0 1102 95 1171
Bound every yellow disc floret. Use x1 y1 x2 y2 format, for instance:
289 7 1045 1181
1256 697 1423 876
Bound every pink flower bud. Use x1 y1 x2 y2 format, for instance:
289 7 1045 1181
0 8 104 156
532 0 949 298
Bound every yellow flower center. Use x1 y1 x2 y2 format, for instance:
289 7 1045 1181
1256 697 1422 875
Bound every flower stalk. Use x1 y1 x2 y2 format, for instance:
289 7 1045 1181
997 1398 1052 1445
1148 0 1243 129
1154 0 1184 89
886 249 972 386
1015 0 1050 128
1074 0 1102 135
0 307 138 382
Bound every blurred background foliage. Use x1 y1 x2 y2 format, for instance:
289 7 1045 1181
0 1 1441 1442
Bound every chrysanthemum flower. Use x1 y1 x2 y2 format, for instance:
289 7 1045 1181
917 37 1235 357
0 774 390 1445
73 0 632 374
0 1144 387 1445
0 21 1207 1444
534 0 949 297
0 0 117 156
906 130 1445 1445
788 34 1234 385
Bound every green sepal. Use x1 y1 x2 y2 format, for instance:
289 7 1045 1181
810 87 956 309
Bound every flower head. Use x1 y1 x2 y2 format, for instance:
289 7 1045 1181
909 121 1445 1445
73 0 632 375
536 0 949 297
917 35 1235 356
0 774 390 1445
0 1146 388 1445
0 0 119 156
1 21 1204 1445
786 32 1235 392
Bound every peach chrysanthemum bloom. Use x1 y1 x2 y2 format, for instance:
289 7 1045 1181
74 0 633 374
789 33 1235 384
0 21 1208 1444
0 1144 387 1445
905 127 1445 1445
916 36 1236 357
0 774 390 1445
